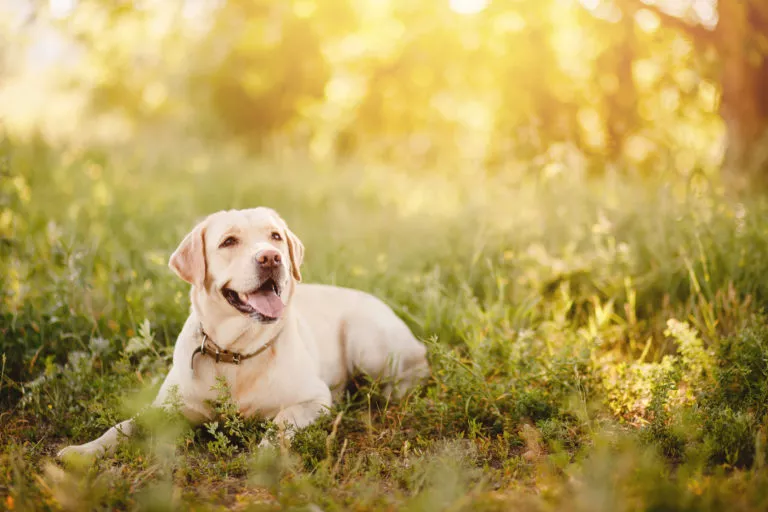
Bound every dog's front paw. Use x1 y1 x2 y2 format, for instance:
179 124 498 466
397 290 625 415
258 423 289 450
57 443 105 462
258 436 275 450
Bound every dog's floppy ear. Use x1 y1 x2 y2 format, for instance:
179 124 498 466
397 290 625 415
169 218 208 287
264 207 305 282
285 227 304 282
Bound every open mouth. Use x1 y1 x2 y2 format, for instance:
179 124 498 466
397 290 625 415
222 278 284 323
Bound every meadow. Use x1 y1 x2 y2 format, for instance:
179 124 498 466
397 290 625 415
3 137 768 511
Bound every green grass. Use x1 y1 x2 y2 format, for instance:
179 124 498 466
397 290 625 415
3 136 768 510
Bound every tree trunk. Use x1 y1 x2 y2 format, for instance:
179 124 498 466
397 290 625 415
717 0 768 192
617 0 768 192
604 12 638 161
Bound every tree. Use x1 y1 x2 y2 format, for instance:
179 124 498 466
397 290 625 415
616 0 768 190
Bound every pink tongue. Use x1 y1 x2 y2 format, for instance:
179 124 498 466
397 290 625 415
245 289 285 318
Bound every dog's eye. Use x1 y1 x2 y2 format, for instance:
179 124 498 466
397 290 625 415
271 232 283 242
219 236 239 249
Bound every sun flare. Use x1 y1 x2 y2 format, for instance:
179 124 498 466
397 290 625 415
449 0 490 15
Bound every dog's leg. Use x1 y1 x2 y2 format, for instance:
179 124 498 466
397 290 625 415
344 316 429 399
57 366 193 460
57 419 135 459
382 350 431 400
259 386 332 447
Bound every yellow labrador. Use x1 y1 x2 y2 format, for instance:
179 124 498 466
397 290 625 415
58 207 429 459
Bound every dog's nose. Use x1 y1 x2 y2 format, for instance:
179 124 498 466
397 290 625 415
256 249 281 269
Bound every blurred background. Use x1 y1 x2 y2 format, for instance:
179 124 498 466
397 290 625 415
1 0 765 186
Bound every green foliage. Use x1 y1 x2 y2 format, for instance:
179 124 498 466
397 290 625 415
698 326 768 468
640 358 686 460
4 138 768 508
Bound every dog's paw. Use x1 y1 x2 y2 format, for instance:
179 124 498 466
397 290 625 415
57 443 105 462
257 436 275 450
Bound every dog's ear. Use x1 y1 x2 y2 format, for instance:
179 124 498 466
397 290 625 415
263 207 305 282
285 227 304 282
169 218 208 287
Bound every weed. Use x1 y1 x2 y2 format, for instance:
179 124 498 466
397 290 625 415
4 139 768 509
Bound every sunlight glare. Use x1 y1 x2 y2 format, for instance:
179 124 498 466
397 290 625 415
578 0 600 11
49 0 75 19
449 0 490 15
692 0 718 28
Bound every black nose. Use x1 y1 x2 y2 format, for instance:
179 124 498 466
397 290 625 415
256 249 281 269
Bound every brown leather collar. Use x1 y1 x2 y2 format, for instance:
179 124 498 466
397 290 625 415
190 326 276 371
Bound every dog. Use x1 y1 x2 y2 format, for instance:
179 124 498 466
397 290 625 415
57 207 430 459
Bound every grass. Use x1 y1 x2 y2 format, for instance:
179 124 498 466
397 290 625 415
3 136 768 510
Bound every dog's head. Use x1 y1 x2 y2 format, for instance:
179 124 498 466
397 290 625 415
169 208 304 329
